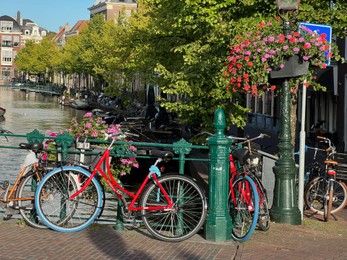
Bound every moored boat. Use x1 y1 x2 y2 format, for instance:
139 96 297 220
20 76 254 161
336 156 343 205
0 107 6 116
70 100 92 110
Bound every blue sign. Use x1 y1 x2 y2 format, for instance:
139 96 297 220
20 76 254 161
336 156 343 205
299 22 332 66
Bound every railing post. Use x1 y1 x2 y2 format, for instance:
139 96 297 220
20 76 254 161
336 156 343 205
205 108 232 241
55 132 75 163
173 138 192 174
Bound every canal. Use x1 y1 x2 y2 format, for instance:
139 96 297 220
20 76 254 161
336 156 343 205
0 86 85 182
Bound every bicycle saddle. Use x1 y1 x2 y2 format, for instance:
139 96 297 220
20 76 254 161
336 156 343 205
151 149 174 162
19 142 44 153
231 148 250 165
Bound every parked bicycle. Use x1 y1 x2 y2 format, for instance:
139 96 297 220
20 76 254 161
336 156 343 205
304 136 347 221
34 133 208 242
228 133 270 242
0 129 47 228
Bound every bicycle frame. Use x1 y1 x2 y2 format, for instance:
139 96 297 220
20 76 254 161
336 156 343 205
1 150 42 203
70 139 174 212
229 153 255 211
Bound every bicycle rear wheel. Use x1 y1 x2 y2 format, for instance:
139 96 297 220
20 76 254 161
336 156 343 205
16 171 47 229
141 174 207 242
250 175 270 231
304 177 347 215
35 166 103 233
229 175 259 242
324 187 334 222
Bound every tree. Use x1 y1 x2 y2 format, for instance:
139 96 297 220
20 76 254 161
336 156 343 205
15 38 60 82
126 0 347 130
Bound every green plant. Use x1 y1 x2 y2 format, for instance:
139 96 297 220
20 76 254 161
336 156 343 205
223 19 343 96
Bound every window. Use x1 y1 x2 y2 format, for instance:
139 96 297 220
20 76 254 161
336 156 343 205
1 35 12 47
0 21 13 32
1 67 11 77
1 49 12 65
13 36 19 46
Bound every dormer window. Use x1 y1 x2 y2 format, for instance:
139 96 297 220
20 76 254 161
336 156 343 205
0 21 13 32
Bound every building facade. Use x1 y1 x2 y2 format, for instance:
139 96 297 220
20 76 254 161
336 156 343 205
89 0 137 21
0 11 48 85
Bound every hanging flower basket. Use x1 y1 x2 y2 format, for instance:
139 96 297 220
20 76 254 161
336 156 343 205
270 54 309 79
222 20 340 96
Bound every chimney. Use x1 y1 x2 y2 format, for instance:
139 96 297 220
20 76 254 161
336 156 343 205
16 10 22 26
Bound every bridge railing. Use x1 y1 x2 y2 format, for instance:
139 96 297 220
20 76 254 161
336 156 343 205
0 129 209 226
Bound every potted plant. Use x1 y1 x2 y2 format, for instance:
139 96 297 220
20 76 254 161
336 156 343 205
223 19 342 96
44 112 139 182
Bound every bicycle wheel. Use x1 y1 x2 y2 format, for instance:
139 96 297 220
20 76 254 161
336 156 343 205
16 171 47 229
141 174 207 242
304 177 347 215
35 166 103 233
229 175 259 242
250 175 270 231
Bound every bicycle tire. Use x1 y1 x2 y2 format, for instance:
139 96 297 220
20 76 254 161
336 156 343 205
229 175 259 242
35 166 103 233
250 174 270 231
324 186 334 222
16 171 47 229
304 177 347 215
140 174 207 242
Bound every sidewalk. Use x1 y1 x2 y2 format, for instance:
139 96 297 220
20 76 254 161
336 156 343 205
1 152 347 259
1 215 347 259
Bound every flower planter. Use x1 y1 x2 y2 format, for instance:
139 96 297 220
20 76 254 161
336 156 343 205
270 55 309 79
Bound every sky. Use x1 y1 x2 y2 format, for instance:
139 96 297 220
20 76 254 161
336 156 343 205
1 0 94 32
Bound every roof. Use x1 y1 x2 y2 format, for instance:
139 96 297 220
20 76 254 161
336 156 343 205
0 15 21 32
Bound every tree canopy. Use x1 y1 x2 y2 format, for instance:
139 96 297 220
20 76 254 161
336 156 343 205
14 0 347 129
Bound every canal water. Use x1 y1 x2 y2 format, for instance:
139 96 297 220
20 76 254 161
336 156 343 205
0 86 85 182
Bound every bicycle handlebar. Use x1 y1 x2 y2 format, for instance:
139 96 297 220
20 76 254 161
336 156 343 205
227 133 270 145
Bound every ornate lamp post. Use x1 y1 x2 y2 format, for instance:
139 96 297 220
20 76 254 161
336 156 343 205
269 0 302 225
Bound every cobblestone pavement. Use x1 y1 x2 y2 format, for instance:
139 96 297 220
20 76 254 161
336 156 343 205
1 212 347 260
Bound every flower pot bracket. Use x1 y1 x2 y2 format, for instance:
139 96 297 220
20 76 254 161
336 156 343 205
270 54 309 79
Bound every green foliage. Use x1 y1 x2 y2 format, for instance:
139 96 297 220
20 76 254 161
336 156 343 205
13 0 347 131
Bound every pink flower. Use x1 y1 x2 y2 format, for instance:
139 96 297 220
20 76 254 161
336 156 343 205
268 36 275 42
85 122 91 129
83 112 93 118
92 131 98 137
293 47 300 52
303 42 311 49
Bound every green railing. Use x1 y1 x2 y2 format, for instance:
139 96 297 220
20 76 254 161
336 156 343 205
0 129 209 225
0 108 233 241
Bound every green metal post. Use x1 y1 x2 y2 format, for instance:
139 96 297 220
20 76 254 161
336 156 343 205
55 131 75 163
270 79 301 224
173 139 192 174
114 199 125 231
205 108 232 241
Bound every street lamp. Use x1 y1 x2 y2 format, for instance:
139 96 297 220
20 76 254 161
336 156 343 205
269 0 302 225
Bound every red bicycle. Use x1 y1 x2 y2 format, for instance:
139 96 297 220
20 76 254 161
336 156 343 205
35 134 207 242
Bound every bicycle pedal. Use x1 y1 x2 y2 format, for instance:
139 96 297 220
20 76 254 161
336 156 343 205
3 214 12 221
2 181 9 189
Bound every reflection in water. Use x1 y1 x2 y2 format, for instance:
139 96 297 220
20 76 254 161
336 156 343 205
0 86 86 180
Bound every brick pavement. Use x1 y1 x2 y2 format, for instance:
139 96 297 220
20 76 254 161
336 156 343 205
1 214 347 260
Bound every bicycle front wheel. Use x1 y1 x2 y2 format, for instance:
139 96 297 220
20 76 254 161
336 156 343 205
16 171 47 229
141 174 207 242
230 175 259 242
35 166 103 233
304 177 347 215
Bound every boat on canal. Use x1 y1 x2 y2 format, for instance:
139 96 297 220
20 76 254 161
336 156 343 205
0 107 6 117
70 100 92 110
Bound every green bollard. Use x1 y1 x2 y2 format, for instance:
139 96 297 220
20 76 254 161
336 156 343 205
205 108 233 241
114 199 125 231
